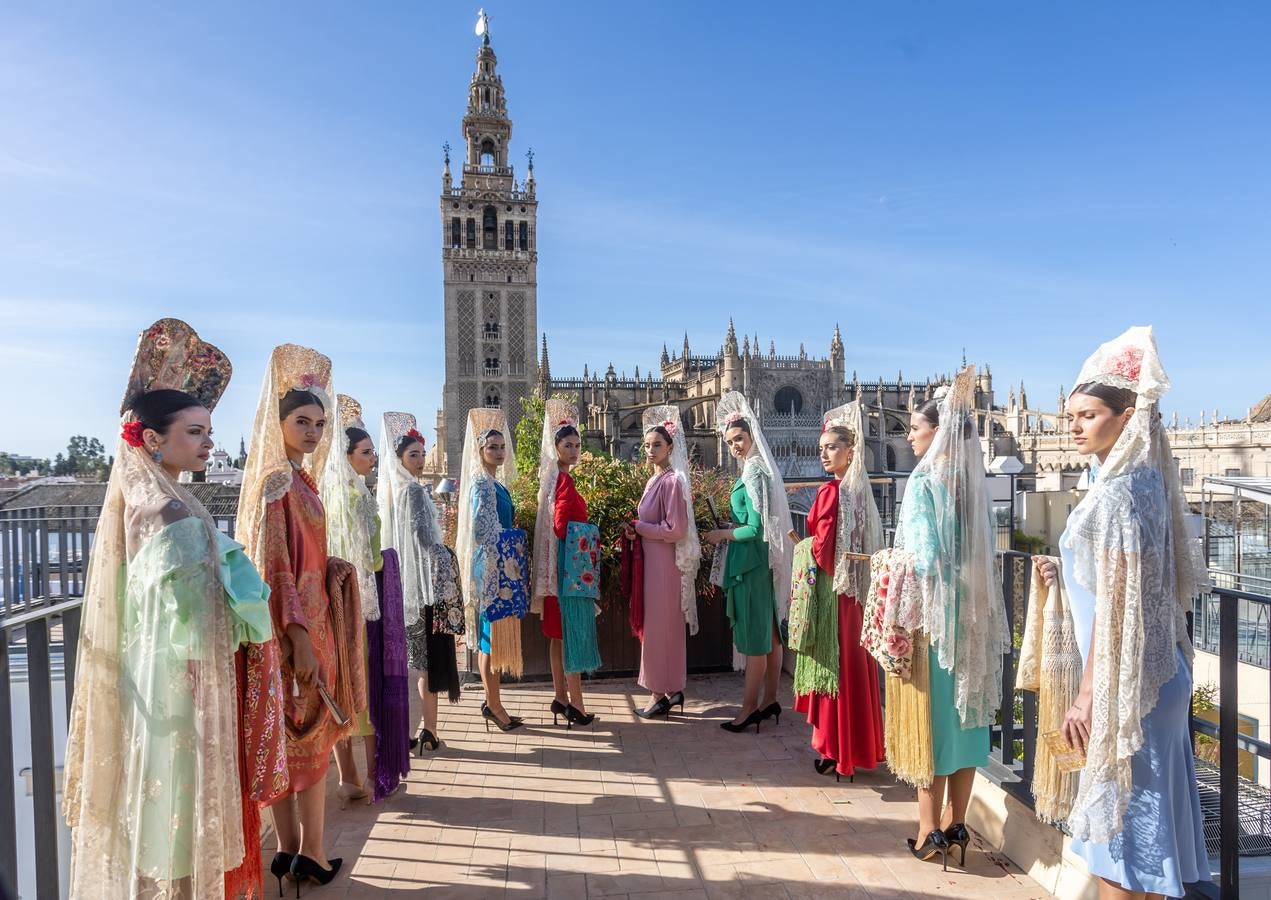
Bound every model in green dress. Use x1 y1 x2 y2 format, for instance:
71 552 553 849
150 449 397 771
706 392 795 734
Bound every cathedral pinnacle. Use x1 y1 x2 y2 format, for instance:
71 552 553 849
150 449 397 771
831 323 843 356
661 343 669 366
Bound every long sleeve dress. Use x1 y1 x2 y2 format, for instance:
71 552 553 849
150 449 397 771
723 474 778 655
1061 468 1210 897
794 480 886 776
261 467 345 792
472 477 516 654
121 516 276 884
636 468 690 694
901 470 989 775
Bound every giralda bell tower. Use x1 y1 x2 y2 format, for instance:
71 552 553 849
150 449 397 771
438 12 538 476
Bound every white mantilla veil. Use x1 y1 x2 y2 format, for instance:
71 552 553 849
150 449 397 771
377 411 439 626
454 407 517 647
715 391 794 621
320 395 380 621
1062 326 1207 843
822 400 885 597
532 398 578 614
643 405 703 634
892 365 1010 730
63 319 244 899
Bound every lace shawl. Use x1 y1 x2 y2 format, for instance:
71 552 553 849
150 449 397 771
717 391 795 622
823 401 885 597
377 412 438 626
642 405 702 634
320 395 379 621
891 366 1010 729
532 399 577 614
1061 325 1207 843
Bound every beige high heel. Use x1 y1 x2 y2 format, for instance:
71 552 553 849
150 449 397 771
337 780 369 809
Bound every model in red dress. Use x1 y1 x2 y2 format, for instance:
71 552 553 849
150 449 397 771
794 412 886 778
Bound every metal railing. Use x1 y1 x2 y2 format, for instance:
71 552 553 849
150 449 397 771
5 500 1253 899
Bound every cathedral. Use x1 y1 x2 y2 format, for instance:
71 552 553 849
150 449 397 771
432 25 1000 481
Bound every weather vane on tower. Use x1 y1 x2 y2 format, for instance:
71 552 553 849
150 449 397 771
475 8 491 45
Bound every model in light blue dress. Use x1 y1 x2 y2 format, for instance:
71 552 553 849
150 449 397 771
902 470 990 773
1062 467 1212 897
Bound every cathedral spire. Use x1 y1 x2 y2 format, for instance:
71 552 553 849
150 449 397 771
661 343 669 366
830 323 843 356
537 333 552 396
682 332 691 361
724 318 738 358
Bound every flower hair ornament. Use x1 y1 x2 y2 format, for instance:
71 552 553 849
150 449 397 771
659 419 678 438
722 411 746 430
121 420 147 447
405 428 426 446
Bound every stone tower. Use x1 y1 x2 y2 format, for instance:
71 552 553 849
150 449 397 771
439 24 538 475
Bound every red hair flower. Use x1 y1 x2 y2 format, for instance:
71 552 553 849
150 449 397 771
406 428 425 446
299 373 320 390
122 420 146 448
558 418 574 426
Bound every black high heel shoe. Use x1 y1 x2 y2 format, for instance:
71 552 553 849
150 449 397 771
565 704 596 728
943 823 970 867
634 695 671 719
269 852 294 898
907 830 950 872
720 708 765 733
289 855 342 895
482 702 522 732
418 728 442 752
760 701 782 726
667 691 685 714
550 699 569 726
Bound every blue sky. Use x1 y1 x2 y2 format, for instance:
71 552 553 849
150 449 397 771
2 2 1268 459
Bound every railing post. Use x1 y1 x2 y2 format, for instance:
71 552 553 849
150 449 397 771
1000 554 1017 766
26 616 60 900
1219 589 1239 898
0 630 17 900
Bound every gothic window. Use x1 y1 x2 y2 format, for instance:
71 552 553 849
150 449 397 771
886 445 897 471
518 221 528 251
484 387 501 408
773 386 803 415
483 205 498 249
480 138 495 166
466 218 476 248
505 220 514 250
450 217 461 248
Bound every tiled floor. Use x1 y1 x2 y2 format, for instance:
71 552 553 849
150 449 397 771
266 673 1054 898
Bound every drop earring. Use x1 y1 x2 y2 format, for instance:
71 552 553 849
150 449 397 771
152 451 163 462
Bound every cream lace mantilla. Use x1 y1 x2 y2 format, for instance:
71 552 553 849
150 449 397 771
1061 326 1207 844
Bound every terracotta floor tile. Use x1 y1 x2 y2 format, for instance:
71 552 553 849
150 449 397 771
276 674 1052 899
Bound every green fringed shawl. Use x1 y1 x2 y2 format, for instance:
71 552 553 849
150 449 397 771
789 538 840 697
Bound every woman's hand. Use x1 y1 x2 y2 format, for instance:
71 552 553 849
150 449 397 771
1062 688 1093 755
621 521 637 542
703 528 732 547
287 625 318 686
1033 556 1057 587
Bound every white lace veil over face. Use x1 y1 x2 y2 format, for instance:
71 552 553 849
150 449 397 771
822 401 885 597
454 407 517 646
63 318 246 899
714 391 795 621
643 405 703 634
532 399 578 611
892 365 1011 730
1061 325 1208 844
237 344 334 571
319 395 380 621
377 411 439 625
